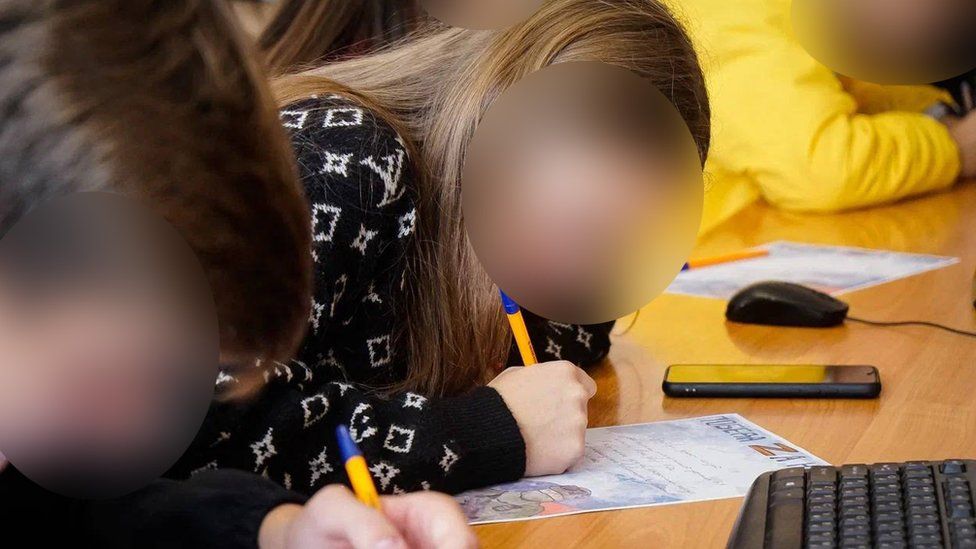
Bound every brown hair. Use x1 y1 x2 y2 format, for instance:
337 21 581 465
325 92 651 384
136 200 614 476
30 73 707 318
274 0 711 397
258 0 423 75
0 0 313 370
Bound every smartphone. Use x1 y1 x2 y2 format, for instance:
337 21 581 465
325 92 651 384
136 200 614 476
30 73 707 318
662 364 881 399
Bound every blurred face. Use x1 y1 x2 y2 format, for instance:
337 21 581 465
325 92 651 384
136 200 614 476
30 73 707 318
794 0 976 83
421 0 543 29
463 63 703 324
0 194 218 498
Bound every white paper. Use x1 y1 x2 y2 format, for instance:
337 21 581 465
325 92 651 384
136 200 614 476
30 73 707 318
457 414 826 524
665 241 958 300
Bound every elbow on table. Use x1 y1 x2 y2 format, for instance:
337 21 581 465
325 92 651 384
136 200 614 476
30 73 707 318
761 163 866 213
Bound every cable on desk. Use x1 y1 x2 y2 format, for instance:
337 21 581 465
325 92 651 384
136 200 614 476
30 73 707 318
847 316 976 339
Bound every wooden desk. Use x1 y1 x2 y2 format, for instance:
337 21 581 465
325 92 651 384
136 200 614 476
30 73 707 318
475 185 976 548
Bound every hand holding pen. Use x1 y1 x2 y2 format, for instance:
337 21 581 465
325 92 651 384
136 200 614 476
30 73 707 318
259 426 478 549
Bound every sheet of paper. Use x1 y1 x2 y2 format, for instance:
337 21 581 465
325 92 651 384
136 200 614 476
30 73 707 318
457 414 826 524
665 241 958 300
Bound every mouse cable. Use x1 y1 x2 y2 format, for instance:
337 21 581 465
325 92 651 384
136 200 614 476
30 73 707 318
846 316 976 339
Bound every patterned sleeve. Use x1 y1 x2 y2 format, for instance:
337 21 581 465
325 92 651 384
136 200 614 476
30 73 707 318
171 96 526 496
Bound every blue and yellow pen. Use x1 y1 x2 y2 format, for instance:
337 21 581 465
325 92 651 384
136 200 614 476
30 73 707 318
336 425 381 509
500 290 538 366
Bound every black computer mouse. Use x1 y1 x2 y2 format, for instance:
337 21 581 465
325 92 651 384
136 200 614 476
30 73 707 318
725 281 849 328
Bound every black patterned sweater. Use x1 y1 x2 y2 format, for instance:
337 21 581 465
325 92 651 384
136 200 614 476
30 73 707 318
170 95 614 496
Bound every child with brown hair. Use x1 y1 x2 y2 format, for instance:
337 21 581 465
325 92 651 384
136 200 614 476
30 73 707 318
0 0 474 547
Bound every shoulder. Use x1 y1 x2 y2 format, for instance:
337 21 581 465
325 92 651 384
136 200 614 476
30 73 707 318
280 95 409 175
280 94 415 220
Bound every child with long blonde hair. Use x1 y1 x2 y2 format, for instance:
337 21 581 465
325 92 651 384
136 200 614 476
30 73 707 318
173 0 711 497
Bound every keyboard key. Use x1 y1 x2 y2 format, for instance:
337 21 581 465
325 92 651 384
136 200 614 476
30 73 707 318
806 521 835 534
808 502 835 514
809 466 837 486
905 477 933 489
840 523 870 538
907 485 936 497
839 535 870 548
774 467 806 480
953 525 976 539
765 497 803 548
807 511 837 524
951 503 976 518
875 501 903 513
772 477 804 492
806 532 835 544
946 476 969 487
906 493 938 506
840 516 869 529
874 492 901 505
951 517 976 530
771 488 804 502
873 511 902 524
907 503 938 515
872 463 901 473
908 522 941 536
840 477 868 489
905 468 933 480
907 512 940 525
949 493 975 507
941 460 967 474
909 532 943 545
875 531 906 542
840 464 868 478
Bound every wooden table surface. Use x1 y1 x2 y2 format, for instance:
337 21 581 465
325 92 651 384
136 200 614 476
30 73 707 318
475 184 976 548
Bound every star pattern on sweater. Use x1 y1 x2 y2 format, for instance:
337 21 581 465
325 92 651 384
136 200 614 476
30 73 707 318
309 446 334 487
251 428 277 471
320 151 354 177
351 224 378 254
440 445 459 474
545 337 563 359
397 209 416 238
403 392 426 410
369 461 400 491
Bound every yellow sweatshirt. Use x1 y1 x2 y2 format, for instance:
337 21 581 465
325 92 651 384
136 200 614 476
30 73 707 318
667 0 962 232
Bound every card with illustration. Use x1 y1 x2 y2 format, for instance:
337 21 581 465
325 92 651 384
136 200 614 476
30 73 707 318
457 414 826 524
665 241 958 300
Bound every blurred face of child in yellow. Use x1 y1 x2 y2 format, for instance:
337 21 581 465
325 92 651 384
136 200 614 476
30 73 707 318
794 0 976 83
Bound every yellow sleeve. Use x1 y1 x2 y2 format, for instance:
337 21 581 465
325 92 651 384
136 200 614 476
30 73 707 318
839 77 951 115
709 27 961 212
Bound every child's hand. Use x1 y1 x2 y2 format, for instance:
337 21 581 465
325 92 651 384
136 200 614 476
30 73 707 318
488 361 596 477
946 111 976 179
259 485 478 549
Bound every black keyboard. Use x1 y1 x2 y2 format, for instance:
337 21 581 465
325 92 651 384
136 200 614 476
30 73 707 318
727 460 976 548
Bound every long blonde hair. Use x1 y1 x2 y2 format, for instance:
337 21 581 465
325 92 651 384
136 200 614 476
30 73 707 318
273 0 711 397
